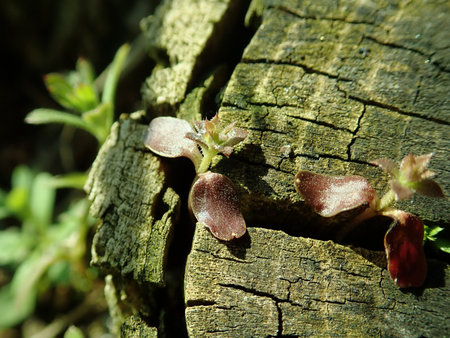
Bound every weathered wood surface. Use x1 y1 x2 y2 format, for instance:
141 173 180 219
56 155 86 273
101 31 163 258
185 225 450 337
141 0 251 116
86 114 180 286
85 0 450 336
120 315 158 337
218 0 449 225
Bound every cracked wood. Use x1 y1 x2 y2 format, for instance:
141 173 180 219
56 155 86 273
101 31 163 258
85 0 450 336
185 225 450 336
216 0 449 225
85 115 180 286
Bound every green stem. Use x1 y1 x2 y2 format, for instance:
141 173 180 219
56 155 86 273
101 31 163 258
197 148 217 174
376 189 396 211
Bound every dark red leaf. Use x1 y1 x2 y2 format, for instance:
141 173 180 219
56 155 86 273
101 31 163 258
294 171 376 217
144 116 202 167
382 209 427 288
189 172 246 241
414 179 445 198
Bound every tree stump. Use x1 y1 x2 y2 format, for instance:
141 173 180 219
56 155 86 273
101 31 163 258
85 0 450 336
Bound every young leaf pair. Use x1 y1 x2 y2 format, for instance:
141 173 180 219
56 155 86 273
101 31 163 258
294 153 445 288
25 44 130 145
144 115 248 241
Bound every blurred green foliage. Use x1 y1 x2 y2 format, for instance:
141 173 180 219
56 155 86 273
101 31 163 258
0 166 93 328
425 225 450 254
26 44 130 144
0 43 129 331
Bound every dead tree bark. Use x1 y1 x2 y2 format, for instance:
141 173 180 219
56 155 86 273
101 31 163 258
86 0 450 336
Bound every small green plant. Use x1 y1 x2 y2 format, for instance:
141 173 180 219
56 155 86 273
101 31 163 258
144 114 248 240
0 44 129 332
0 166 94 328
294 153 445 288
26 44 130 145
424 225 450 254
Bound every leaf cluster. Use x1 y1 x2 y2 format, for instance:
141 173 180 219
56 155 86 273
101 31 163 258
25 44 130 144
295 153 446 288
0 43 129 332
145 114 248 241
0 166 94 329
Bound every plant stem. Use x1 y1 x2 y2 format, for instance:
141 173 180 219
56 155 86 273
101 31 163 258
376 189 396 211
197 148 217 174
336 207 378 242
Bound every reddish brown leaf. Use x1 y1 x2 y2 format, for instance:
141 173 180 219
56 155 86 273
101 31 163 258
382 209 427 288
189 172 246 241
294 171 376 217
373 153 444 200
400 153 435 182
414 179 445 198
390 179 414 201
372 158 399 177
144 116 202 167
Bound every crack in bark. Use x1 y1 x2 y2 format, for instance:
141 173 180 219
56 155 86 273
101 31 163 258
292 152 369 165
185 299 217 307
347 104 366 161
241 57 353 82
281 112 354 133
194 247 255 264
218 282 287 303
364 36 450 74
247 125 287 135
223 100 355 134
274 4 376 26
365 35 427 57
276 302 283 337
336 84 450 126
234 149 373 180
217 282 286 336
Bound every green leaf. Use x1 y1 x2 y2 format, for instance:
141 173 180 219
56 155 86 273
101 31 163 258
0 253 45 329
49 172 88 190
0 206 11 219
82 103 113 144
12 250 61 317
44 73 99 113
0 188 6 204
64 325 85 338
0 281 37 329
71 83 99 112
434 238 450 254
0 190 11 219
11 165 34 190
5 166 34 220
5 187 28 218
429 226 444 239
76 58 96 85
0 228 35 266
29 172 56 232
25 109 100 141
44 73 76 111
47 261 71 285
424 225 444 241
102 43 130 106
46 198 91 249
